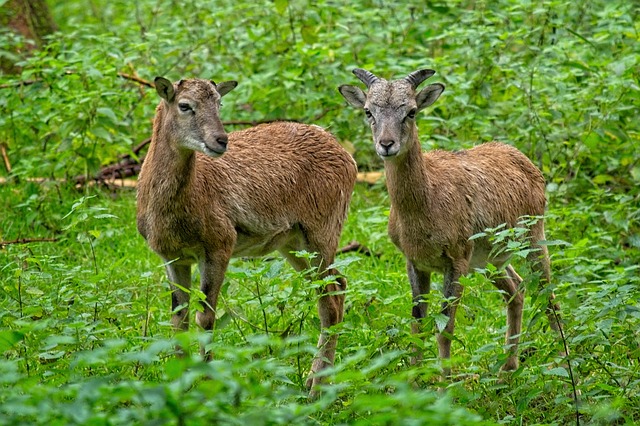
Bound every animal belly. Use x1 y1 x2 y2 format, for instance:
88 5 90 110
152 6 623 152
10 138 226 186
469 239 510 271
232 227 295 257
401 240 449 272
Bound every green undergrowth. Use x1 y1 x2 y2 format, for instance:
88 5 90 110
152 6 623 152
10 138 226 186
1 180 638 424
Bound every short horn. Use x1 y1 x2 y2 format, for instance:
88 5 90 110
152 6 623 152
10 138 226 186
353 68 380 88
404 69 436 89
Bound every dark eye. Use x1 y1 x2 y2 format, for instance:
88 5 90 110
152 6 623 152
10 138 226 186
178 103 192 112
364 108 372 119
406 109 417 120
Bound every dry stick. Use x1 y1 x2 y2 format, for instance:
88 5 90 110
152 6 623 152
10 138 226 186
0 80 40 89
336 240 379 257
1 143 11 173
131 137 151 156
0 237 58 248
117 72 155 88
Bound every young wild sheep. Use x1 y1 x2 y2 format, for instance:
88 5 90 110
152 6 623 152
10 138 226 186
338 68 562 377
137 77 357 394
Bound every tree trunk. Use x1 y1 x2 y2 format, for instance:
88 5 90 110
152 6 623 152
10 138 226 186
0 0 58 74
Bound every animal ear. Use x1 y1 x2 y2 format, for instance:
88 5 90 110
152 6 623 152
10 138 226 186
216 81 238 97
416 83 445 111
154 77 175 102
338 85 366 108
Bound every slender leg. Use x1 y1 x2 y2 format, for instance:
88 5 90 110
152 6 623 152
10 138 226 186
279 247 312 275
408 260 431 332
165 262 192 331
437 267 464 378
289 233 345 396
493 265 524 371
407 260 431 364
197 249 232 359
529 228 563 334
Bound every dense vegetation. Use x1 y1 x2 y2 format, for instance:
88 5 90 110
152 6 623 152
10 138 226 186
1 0 638 424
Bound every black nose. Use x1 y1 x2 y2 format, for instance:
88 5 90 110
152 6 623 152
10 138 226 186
216 134 228 148
380 139 395 149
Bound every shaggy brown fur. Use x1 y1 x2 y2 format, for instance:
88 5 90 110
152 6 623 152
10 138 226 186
339 69 562 377
137 78 357 395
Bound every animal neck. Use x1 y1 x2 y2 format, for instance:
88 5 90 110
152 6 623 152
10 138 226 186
383 128 431 215
140 105 197 207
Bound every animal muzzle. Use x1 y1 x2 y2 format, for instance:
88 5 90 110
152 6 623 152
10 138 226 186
203 132 229 157
376 138 400 158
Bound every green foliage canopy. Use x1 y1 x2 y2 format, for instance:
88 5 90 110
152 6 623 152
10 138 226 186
0 0 637 195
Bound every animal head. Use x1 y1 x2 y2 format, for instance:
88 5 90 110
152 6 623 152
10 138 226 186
154 77 238 157
338 69 444 159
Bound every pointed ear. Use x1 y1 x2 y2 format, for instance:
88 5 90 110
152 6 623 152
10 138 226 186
216 81 238 97
338 85 366 108
154 77 175 102
416 83 445 111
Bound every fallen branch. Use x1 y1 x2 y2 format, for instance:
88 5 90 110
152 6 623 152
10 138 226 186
0 79 40 89
1 237 58 248
337 240 379 257
1 143 11 173
357 171 384 184
131 137 151 156
73 156 141 189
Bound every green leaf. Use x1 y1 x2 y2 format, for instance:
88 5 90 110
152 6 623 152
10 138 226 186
538 239 572 247
274 0 288 14
301 25 319 44
97 107 118 123
434 314 449 333
91 126 112 142
0 331 24 353
544 367 569 378
593 174 614 184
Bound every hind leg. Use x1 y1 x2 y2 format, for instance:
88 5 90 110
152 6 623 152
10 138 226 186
529 226 563 333
493 265 524 371
437 263 465 379
281 231 345 396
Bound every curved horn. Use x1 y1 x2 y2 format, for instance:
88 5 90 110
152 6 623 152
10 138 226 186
353 68 380 88
404 69 436 89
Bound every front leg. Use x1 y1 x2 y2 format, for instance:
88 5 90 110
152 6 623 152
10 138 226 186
165 261 192 331
408 260 431 333
407 261 431 364
197 249 232 359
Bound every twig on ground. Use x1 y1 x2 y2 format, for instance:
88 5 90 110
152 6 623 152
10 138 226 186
1 237 58 249
337 240 379 257
1 143 11 173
